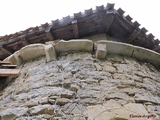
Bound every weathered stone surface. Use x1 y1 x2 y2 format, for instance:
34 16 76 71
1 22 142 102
103 65 116 73
105 92 131 100
84 101 158 120
98 40 134 56
0 52 160 119
70 84 80 91
3 54 21 65
39 97 49 104
98 40 160 68
28 104 53 115
147 105 160 115
16 44 45 61
132 46 160 67
63 102 85 115
96 44 107 59
134 93 160 104
15 114 52 120
106 54 124 62
44 44 57 62
55 39 93 53
94 63 102 71
0 107 28 120
48 97 55 104
56 98 71 105
26 98 39 107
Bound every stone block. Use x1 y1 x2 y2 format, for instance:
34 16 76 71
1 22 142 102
56 98 71 105
94 63 102 71
55 39 93 54
97 40 134 56
84 101 152 120
96 44 107 59
28 104 53 115
132 46 160 68
44 44 57 62
97 40 160 68
103 65 116 73
3 53 22 66
0 107 28 120
17 44 45 61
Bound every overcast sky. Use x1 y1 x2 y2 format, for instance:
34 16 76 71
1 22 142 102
0 0 160 40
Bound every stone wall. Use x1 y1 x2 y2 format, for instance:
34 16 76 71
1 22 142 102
0 51 160 120
0 38 160 120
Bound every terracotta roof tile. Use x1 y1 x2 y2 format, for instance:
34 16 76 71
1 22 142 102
41 23 49 28
133 21 140 28
148 33 155 39
32 26 39 31
125 15 133 22
106 3 115 10
2 35 9 41
51 19 59 25
96 5 104 11
117 8 125 16
85 8 93 15
141 27 148 34
74 12 82 18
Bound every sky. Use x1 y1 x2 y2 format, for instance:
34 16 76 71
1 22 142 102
0 0 160 40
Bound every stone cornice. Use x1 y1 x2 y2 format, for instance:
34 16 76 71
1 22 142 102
4 40 160 69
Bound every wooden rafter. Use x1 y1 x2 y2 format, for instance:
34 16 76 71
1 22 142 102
0 45 12 55
104 10 115 33
72 20 79 38
21 37 30 46
126 30 139 43
45 26 54 41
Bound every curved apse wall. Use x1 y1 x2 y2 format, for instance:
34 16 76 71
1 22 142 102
0 39 160 120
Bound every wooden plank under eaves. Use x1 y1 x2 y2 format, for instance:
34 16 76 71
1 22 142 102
0 69 20 77
0 61 11 65
1 65 17 69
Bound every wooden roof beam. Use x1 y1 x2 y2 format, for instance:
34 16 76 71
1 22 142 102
45 26 54 41
72 20 79 38
21 36 30 46
104 10 115 33
153 45 160 51
154 39 160 46
126 30 139 43
0 45 12 55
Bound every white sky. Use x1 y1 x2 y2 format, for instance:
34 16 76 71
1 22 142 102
0 0 160 40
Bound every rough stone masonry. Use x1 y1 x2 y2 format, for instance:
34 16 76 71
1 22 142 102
0 39 160 120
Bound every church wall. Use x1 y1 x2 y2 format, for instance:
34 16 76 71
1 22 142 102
0 39 160 120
